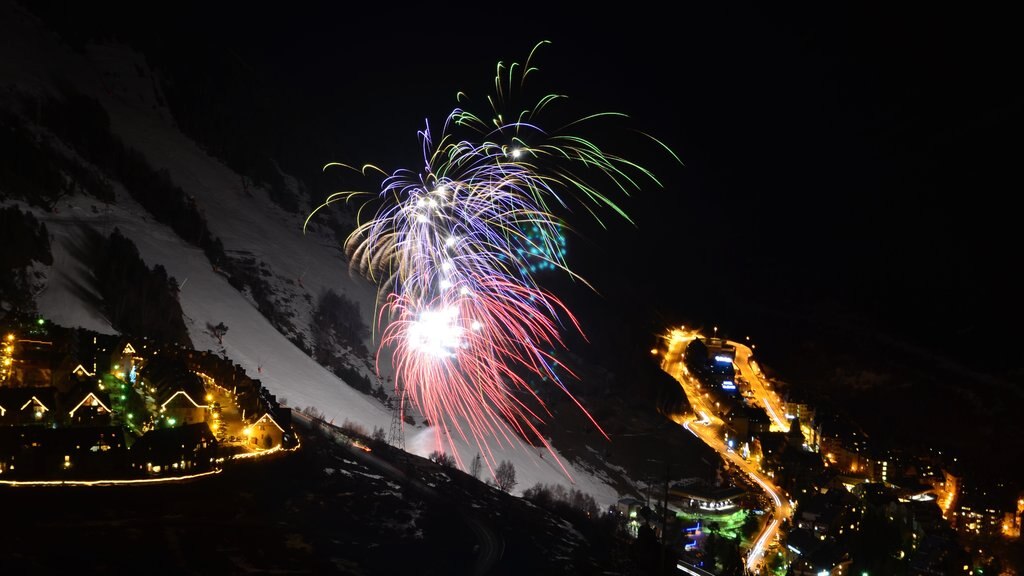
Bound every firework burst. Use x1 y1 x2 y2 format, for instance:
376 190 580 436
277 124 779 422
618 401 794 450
308 41 677 479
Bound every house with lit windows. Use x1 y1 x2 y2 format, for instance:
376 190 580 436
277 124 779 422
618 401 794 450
247 411 285 449
142 356 209 426
159 387 209 426
129 422 217 475
0 386 57 425
0 425 126 478
64 383 113 426
0 322 295 481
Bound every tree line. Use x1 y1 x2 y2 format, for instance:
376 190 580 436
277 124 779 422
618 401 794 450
91 228 191 347
311 289 380 399
0 206 52 317
0 108 114 210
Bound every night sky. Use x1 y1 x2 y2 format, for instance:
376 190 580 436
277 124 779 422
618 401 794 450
40 2 1022 378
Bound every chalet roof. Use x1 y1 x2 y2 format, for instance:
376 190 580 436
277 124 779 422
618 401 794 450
70 363 95 378
67 390 113 418
141 357 206 404
160 389 208 410
252 412 284 432
63 378 111 405
0 386 58 413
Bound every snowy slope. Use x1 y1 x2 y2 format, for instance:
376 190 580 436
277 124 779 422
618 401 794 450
0 1 623 505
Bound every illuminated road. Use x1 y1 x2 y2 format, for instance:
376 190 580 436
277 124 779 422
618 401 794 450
728 341 790 432
661 328 792 574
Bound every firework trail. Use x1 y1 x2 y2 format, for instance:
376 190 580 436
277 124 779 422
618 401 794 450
308 41 678 479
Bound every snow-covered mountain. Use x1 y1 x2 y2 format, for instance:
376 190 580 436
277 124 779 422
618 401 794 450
0 0 628 505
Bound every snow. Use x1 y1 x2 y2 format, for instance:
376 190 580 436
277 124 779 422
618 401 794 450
0 0 620 507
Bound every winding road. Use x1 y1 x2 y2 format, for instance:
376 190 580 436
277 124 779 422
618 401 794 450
661 328 791 574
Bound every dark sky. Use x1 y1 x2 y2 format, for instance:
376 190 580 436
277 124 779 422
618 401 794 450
35 1 1023 376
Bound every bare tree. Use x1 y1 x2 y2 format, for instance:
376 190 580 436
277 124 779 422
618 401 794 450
469 453 483 479
495 460 517 492
301 405 324 420
206 321 229 345
429 451 456 468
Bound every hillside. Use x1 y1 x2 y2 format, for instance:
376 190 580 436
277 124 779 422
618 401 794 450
0 0 715 508
0 417 647 575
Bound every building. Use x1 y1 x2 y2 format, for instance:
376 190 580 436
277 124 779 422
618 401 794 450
64 382 113 426
0 386 57 425
683 337 736 388
246 411 286 449
726 404 770 443
0 426 126 478
6 337 55 387
953 481 1019 537
669 480 747 512
790 542 851 576
129 422 217 475
794 491 857 538
143 357 209 426
818 411 872 478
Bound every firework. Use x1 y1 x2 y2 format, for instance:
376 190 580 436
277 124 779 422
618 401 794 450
308 41 677 478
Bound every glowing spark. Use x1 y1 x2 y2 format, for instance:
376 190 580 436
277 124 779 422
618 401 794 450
308 41 677 478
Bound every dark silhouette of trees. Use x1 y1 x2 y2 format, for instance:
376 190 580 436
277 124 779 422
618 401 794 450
495 460 517 492
312 289 368 357
311 288 376 396
522 483 603 519
0 109 113 210
206 321 228 345
92 228 191 346
0 206 52 316
428 451 456 468
38 89 226 266
469 453 483 479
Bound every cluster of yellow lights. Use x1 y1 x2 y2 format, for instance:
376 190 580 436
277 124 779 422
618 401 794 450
0 469 222 487
1 334 14 381
1 345 301 484
229 440 300 460
0 431 302 485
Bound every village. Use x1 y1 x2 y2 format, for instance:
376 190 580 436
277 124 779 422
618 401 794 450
0 315 295 483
